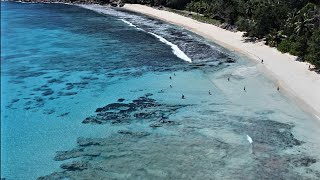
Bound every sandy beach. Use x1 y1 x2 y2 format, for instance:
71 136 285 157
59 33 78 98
3 3 320 179
122 4 320 119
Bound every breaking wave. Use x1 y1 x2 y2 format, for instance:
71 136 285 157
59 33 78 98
149 32 192 63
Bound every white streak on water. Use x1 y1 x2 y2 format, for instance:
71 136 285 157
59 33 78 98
120 19 143 31
246 135 253 144
78 5 191 63
149 32 192 63
120 19 136 27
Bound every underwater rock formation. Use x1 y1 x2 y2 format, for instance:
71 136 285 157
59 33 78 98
82 94 188 125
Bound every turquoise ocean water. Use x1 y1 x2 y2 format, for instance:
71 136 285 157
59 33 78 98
1 2 320 179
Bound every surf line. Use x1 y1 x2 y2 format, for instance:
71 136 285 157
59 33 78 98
120 19 136 27
149 32 192 63
120 19 143 31
120 19 192 63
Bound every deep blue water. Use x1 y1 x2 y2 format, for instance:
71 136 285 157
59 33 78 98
2 2 320 180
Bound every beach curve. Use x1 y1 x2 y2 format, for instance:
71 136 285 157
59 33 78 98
122 4 320 118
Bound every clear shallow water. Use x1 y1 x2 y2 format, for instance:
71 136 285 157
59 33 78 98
1 2 320 180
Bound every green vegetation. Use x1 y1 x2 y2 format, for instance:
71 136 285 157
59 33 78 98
166 8 222 25
123 0 320 69
122 0 191 9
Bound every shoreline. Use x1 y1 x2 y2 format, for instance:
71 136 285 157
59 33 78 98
3 2 320 179
4 1 319 119
121 4 320 119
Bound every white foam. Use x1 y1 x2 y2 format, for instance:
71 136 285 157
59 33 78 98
246 135 253 144
78 5 191 62
78 4 119 16
149 32 192 63
120 19 136 27
120 19 143 31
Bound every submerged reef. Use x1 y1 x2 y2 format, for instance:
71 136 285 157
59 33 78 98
38 132 318 180
38 94 319 179
82 94 188 125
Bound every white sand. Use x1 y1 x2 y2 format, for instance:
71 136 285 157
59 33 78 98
123 4 320 118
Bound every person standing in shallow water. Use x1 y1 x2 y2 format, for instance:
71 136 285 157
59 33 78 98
261 59 264 64
228 77 230 81
209 90 211 95
244 86 246 91
169 76 172 80
182 94 185 99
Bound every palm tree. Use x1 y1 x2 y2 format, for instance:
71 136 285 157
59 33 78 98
292 3 318 36
294 13 315 35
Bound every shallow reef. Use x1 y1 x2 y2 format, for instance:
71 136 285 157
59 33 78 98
82 94 189 125
38 95 319 180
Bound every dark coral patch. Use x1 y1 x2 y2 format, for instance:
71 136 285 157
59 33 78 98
83 94 188 125
117 98 125 102
42 90 54 96
47 78 64 84
58 112 70 117
58 92 77 96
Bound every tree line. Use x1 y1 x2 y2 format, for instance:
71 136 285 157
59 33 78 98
123 0 320 69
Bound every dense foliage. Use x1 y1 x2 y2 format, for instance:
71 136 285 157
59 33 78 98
124 0 320 69
123 0 191 9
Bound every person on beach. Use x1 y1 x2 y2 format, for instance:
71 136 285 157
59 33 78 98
261 59 264 64
309 65 311 70
209 90 211 95
170 76 172 80
182 94 185 99
277 86 280 91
